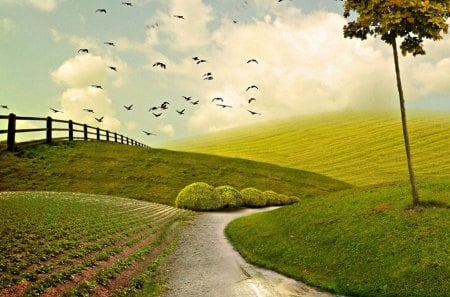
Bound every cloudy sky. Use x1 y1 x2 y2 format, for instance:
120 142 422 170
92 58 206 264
1 0 450 145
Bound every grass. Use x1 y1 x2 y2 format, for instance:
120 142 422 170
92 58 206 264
0 141 350 206
0 191 191 296
225 176 450 297
162 110 450 186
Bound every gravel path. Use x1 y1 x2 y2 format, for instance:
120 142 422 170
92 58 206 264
164 208 336 297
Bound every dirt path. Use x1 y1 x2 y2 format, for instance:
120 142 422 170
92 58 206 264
164 208 337 297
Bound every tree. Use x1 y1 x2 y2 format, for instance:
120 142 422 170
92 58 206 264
339 0 450 207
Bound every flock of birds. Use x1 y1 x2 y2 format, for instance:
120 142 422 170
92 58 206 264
2 0 291 138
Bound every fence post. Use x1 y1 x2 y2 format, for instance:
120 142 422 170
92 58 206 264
126 137 129 145
46 117 52 143
114 132 117 143
96 128 100 141
106 130 109 142
84 124 88 141
6 113 16 152
68 120 73 141
121 135 123 144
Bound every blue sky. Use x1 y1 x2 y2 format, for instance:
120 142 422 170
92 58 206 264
1 0 450 145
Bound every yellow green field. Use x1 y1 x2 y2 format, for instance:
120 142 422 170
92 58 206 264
162 110 450 186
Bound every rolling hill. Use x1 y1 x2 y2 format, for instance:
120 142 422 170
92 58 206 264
0 141 350 205
162 110 450 186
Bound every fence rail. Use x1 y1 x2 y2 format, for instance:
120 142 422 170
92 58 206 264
0 113 148 152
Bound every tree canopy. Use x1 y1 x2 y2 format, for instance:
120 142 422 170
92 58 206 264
340 0 450 55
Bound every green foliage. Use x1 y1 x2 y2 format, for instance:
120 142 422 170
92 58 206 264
214 185 243 209
0 141 349 206
262 190 282 206
240 187 267 208
175 182 220 211
340 0 450 56
226 177 450 297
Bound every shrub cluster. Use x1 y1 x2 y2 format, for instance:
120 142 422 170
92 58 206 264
175 182 300 211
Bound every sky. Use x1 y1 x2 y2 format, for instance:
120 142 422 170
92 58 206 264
1 0 450 145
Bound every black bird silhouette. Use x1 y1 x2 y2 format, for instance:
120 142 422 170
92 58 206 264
152 112 162 117
83 108 94 113
192 57 200 61
123 104 133 110
91 85 103 89
190 100 199 105
143 131 156 136
247 59 258 64
95 8 107 13
107 66 117 72
202 72 212 77
247 109 261 115
78 48 89 53
173 15 185 19
248 97 256 104
1 105 8 109
212 97 224 102
203 76 213 80
217 104 232 108
50 108 63 113
148 106 159 111
176 109 185 115
182 96 191 101
122 2 133 6
196 59 207 64
153 62 166 69
104 42 115 46
246 85 259 91
233 20 238 23
161 101 170 110
95 116 104 122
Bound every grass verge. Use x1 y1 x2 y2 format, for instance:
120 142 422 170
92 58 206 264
225 177 450 297
0 141 350 205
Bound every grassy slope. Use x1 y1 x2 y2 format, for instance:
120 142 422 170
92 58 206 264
0 141 350 206
226 177 450 297
162 110 450 186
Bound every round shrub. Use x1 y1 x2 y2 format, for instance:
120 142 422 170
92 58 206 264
214 186 243 209
263 190 283 206
240 187 266 207
175 182 221 211
286 195 300 205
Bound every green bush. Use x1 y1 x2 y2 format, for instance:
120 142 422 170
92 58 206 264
214 186 243 209
286 195 300 204
175 182 221 211
263 190 283 206
240 187 267 207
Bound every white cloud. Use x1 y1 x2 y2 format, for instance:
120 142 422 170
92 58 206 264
159 124 175 136
0 18 15 33
28 0 57 11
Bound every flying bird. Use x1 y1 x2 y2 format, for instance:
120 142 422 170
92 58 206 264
104 42 115 46
1 105 8 109
161 101 170 110
247 59 258 64
182 96 191 101
152 112 162 117
248 97 256 104
176 109 185 115
123 104 133 110
202 72 212 77
212 97 224 102
148 106 159 111
247 109 261 115
246 85 259 91
78 48 89 53
95 8 107 13
203 76 213 80
50 108 63 113
107 66 117 72
83 108 94 113
91 85 103 89
216 104 232 108
196 59 207 64
95 116 104 122
173 15 185 19
143 131 156 136
153 62 166 69
122 2 133 6
192 57 200 61
190 100 199 105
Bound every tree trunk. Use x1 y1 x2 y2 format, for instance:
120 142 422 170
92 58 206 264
392 38 420 207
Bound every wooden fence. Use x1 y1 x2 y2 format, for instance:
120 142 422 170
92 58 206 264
0 113 148 152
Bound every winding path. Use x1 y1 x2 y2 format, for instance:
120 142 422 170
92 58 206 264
164 208 337 297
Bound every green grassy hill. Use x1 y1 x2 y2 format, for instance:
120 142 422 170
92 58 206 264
226 177 450 297
162 110 450 186
0 191 190 296
0 141 349 205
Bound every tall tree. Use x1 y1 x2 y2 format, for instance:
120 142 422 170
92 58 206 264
339 0 450 207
